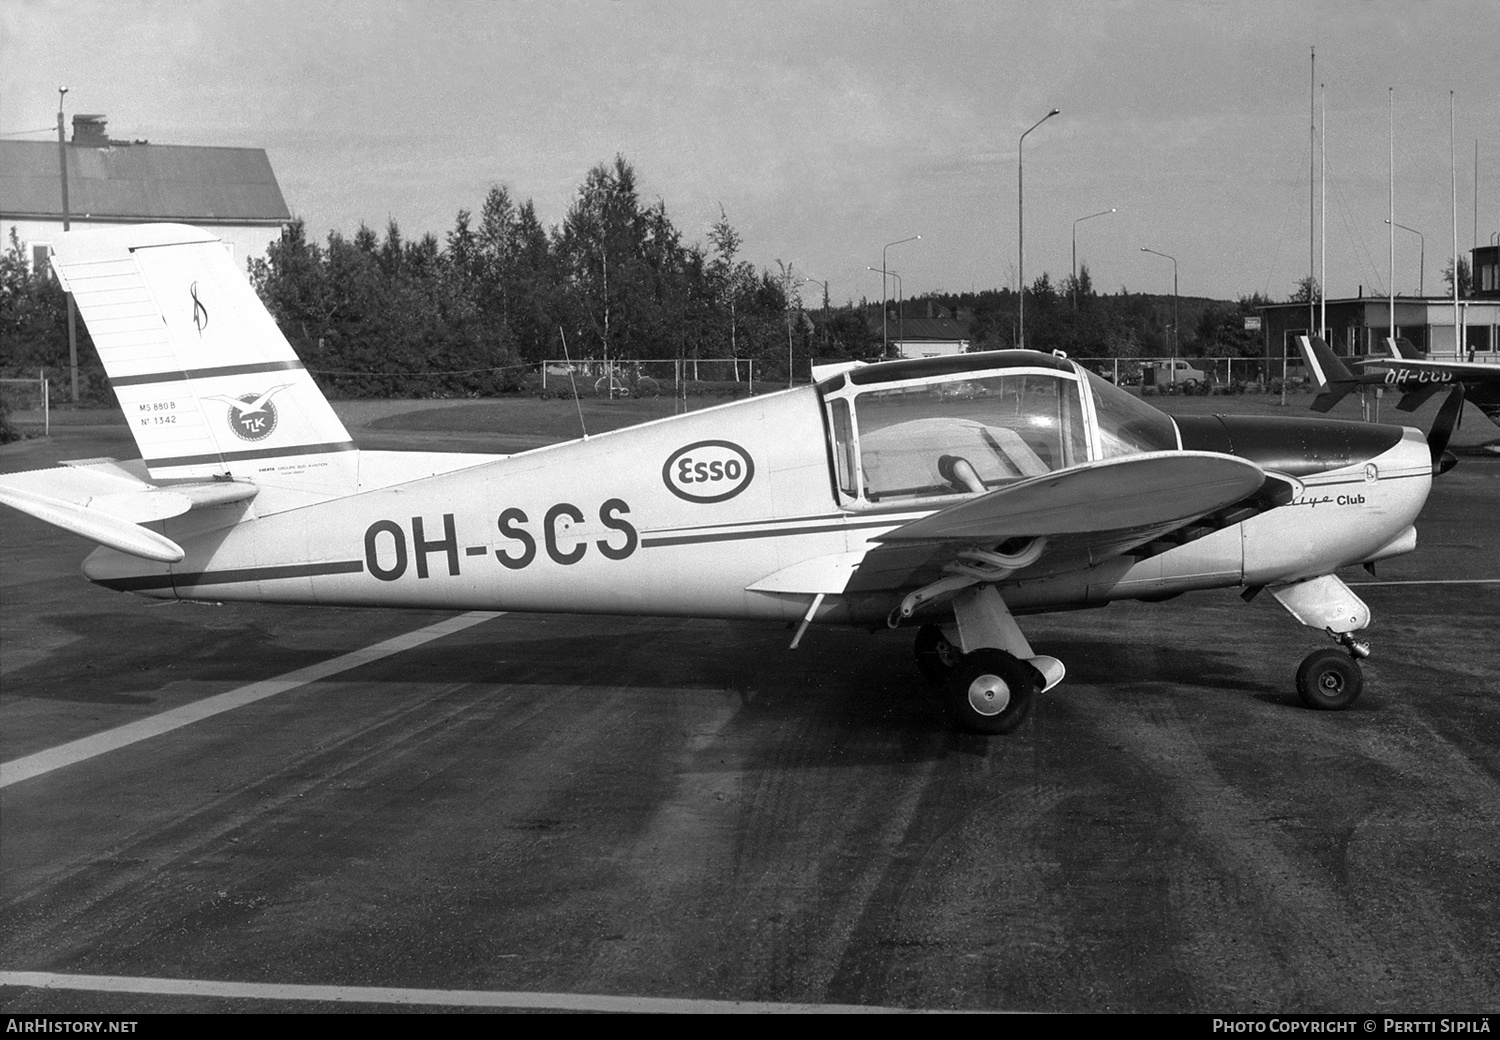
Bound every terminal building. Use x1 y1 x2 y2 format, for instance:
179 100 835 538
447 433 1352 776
0 114 290 274
1259 243 1500 373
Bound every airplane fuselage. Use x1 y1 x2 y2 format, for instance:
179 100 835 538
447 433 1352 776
83 386 1433 630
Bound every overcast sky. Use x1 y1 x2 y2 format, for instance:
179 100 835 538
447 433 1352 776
4 0 1497 305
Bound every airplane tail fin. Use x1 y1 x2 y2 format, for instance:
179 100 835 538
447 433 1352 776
48 224 356 496
1296 335 1358 413
1386 336 1423 360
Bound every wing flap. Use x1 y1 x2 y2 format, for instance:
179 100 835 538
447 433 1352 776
746 551 867 594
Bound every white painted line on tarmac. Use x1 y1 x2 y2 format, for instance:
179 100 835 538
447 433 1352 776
1351 579 1500 586
0 971 934 1013
0 611 503 790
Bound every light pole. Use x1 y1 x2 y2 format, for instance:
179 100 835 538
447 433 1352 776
868 268 903 355
1018 108 1059 348
1140 247 1179 380
779 263 800 388
1071 208 1115 309
881 235 919 356
1385 219 1425 296
56 86 78 402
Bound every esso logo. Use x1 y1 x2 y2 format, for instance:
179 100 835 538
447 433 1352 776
663 440 755 503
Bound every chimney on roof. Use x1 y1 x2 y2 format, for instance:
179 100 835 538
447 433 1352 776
72 114 108 146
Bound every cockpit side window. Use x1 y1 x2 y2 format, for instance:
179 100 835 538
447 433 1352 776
853 372 1086 502
827 397 858 498
1084 370 1180 458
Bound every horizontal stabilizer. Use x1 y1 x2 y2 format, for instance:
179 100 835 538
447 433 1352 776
0 460 258 562
0 483 184 562
874 452 1266 544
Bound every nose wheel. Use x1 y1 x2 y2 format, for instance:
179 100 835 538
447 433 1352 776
1294 647 1364 710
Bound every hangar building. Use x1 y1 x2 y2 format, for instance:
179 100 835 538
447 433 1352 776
0 114 290 273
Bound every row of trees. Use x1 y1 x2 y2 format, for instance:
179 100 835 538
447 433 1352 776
251 156 874 396
919 268 1269 361
4 153 1335 407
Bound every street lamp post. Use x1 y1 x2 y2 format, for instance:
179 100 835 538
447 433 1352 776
780 264 800 388
1140 247 1179 381
1018 108 1059 349
891 271 905 352
1071 208 1115 309
881 235 920 356
1385 219 1425 296
868 268 903 355
57 86 79 403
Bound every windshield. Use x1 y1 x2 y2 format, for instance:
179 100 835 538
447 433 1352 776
850 372 1087 502
1084 370 1179 458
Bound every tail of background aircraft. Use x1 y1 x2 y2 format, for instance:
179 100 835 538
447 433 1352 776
1386 336 1423 360
48 224 357 498
1296 335 1360 413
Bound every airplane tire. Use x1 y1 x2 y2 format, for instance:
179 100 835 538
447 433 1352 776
913 625 959 685
1295 648 1363 710
945 649 1036 735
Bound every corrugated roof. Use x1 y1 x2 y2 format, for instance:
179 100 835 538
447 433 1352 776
0 140 289 224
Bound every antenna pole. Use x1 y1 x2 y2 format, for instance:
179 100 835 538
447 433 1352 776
559 328 588 440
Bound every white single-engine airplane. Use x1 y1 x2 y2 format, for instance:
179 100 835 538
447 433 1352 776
0 225 1461 733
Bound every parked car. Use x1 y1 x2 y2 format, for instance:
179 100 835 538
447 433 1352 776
1142 359 1208 387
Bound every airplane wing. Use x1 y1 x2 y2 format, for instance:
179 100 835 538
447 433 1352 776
0 459 258 563
873 452 1268 544
865 451 1288 589
747 453 1292 598
1349 355 1498 377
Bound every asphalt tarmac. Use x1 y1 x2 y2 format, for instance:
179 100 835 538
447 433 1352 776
1 410 1497 1014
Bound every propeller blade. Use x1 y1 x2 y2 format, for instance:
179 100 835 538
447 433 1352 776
1428 385 1465 475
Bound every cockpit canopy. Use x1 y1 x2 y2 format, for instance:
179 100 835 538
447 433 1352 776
817 351 1179 508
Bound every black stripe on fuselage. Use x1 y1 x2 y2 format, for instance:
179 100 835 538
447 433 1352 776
640 516 903 549
92 559 365 593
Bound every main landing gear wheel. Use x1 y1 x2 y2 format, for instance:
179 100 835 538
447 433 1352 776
1295 647 1364 711
913 624 959 685
945 649 1037 735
